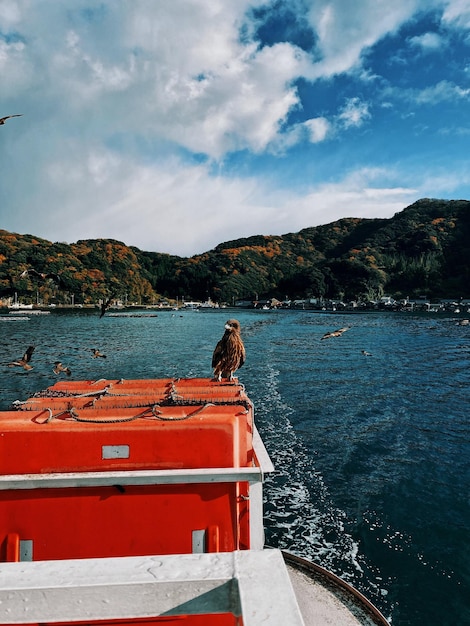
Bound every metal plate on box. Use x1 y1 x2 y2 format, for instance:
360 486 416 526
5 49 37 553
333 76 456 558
20 539 33 562
192 529 206 553
102 445 130 459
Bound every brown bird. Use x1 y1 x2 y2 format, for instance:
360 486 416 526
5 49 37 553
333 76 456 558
100 294 115 318
91 348 106 358
0 114 23 125
212 319 246 381
321 327 350 340
8 345 35 370
53 361 72 376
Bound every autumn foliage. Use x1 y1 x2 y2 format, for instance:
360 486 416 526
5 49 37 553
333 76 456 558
0 199 469 305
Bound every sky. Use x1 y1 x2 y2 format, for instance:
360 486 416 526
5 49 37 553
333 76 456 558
1 1 470 257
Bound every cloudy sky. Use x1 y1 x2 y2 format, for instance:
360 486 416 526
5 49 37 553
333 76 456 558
1 1 470 256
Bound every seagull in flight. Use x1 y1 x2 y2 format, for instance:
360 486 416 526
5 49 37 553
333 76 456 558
0 114 23 125
53 361 72 376
321 327 350 340
8 346 35 370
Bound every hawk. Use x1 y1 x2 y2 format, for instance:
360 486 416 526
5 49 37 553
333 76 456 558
321 327 350 340
100 294 115 318
53 361 72 376
0 114 23 125
91 348 106 358
8 346 35 370
212 319 245 381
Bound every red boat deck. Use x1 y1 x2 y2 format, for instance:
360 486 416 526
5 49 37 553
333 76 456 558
0 377 390 625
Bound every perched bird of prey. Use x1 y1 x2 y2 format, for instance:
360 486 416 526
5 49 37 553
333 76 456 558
20 268 62 285
0 114 23 125
91 348 106 358
100 294 115 318
8 345 35 370
321 327 350 340
212 319 246 381
53 361 72 376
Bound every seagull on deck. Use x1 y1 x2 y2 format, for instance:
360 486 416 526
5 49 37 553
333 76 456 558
212 319 246 382
8 346 35 370
91 348 106 358
321 327 350 340
53 361 72 376
0 114 23 125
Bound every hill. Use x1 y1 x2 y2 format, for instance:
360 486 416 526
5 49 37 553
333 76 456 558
1 198 469 306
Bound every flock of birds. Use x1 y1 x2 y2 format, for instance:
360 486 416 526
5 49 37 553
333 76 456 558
7 266 371 382
18 266 115 317
7 346 107 377
10 266 248 381
6 316 370 385
6 319 246 382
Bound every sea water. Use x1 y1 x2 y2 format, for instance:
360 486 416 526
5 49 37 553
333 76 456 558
1 308 469 626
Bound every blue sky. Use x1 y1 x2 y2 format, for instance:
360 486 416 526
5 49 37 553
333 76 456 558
1 1 470 256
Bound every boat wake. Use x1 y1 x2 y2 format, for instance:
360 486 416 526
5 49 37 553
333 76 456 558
251 362 390 611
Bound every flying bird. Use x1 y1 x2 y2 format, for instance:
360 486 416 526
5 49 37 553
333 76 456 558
53 361 72 376
0 114 23 125
20 268 62 285
91 348 106 358
99 294 115 318
212 319 246 381
8 345 35 370
321 327 350 340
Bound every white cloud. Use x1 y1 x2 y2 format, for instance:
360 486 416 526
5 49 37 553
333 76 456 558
442 0 470 28
269 167 420 233
305 117 331 142
415 79 470 103
338 98 371 128
304 0 430 78
2 0 470 257
409 32 445 51
5 133 422 256
0 0 21 27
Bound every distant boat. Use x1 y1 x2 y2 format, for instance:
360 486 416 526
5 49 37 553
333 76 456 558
8 303 33 310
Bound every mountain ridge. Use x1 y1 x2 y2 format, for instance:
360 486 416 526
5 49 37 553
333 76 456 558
1 198 469 305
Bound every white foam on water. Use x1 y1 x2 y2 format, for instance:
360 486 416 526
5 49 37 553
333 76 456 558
253 363 371 581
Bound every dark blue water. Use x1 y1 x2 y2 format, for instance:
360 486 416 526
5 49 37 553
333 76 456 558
1 309 469 625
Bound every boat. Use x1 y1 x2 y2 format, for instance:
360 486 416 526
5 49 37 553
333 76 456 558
0 377 390 625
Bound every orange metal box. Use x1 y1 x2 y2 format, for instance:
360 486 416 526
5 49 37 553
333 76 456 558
0 378 253 474
0 405 252 474
0 481 250 561
0 378 254 561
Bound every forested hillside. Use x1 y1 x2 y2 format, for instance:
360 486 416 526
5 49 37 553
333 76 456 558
1 198 469 306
